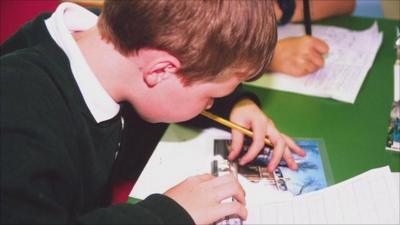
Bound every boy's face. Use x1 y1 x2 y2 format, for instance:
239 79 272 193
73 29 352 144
127 49 245 123
135 71 242 123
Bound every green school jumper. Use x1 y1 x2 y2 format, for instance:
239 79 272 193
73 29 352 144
1 13 259 225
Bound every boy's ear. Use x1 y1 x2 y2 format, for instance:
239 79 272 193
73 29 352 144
143 61 178 87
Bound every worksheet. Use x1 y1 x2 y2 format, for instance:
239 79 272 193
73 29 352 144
245 166 399 225
247 22 383 104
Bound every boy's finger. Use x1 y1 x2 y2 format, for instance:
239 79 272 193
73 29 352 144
206 173 237 188
213 201 248 221
238 123 266 165
282 134 306 156
266 134 286 173
195 173 215 181
229 129 245 160
214 181 246 205
282 147 298 170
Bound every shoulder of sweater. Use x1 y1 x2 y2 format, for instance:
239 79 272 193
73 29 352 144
2 47 70 91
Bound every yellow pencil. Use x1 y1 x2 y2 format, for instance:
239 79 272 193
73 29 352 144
201 111 273 148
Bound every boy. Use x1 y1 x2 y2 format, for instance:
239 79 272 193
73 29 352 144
1 1 304 224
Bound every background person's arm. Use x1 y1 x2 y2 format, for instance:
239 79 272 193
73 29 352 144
270 0 354 76
274 0 356 23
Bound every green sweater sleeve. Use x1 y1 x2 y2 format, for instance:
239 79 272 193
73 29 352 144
77 194 194 224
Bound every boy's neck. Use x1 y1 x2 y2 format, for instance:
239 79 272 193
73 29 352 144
73 26 140 103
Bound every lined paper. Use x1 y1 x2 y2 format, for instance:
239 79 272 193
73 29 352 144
245 166 399 224
247 22 383 104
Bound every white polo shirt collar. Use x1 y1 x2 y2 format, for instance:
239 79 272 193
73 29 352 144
45 2 120 123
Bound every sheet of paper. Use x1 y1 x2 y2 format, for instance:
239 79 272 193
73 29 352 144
247 22 383 104
245 166 400 225
130 125 399 224
130 125 294 203
393 172 399 190
130 125 224 200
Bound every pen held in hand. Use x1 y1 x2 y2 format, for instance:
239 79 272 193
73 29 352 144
201 111 274 148
303 0 312 35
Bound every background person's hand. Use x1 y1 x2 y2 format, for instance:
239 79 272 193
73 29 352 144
164 173 247 225
228 98 306 172
269 36 329 76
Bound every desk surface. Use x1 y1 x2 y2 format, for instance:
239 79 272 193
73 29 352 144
244 16 400 183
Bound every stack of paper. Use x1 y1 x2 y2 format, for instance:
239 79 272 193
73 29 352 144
246 167 399 224
129 125 399 224
247 22 383 104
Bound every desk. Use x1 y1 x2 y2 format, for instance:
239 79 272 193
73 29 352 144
127 16 399 205
244 16 400 183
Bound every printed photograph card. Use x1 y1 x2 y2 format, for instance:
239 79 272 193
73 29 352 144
214 138 333 196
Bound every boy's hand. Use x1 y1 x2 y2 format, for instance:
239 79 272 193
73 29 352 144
164 173 246 225
269 36 329 76
228 99 306 172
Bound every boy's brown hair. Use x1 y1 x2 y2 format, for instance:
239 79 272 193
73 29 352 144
98 0 277 84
